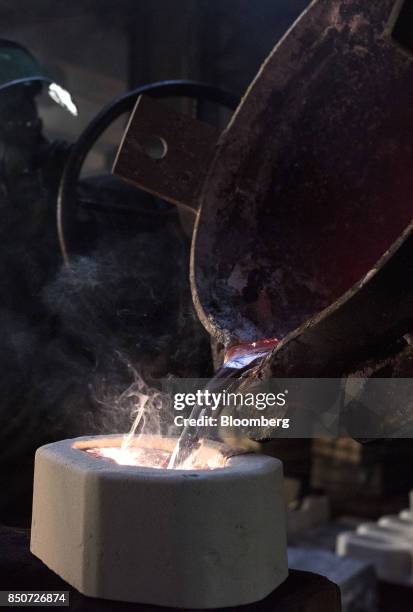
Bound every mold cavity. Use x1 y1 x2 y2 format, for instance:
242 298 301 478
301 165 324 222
140 134 168 160
77 440 226 470
392 0 413 55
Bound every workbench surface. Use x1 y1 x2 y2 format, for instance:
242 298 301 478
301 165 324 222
0 525 341 611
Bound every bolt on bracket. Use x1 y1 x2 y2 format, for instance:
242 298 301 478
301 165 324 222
112 95 220 212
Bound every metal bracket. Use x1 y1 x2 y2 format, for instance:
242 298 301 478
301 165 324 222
112 95 220 212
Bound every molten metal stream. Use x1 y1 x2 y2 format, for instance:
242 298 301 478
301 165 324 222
167 338 279 469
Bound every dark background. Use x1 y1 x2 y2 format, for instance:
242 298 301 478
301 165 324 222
1 0 308 173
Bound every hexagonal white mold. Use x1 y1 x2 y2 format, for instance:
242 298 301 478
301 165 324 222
31 435 288 608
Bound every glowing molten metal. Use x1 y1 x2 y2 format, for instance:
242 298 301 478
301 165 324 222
85 440 225 470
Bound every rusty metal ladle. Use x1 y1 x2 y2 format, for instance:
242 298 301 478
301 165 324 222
114 0 413 396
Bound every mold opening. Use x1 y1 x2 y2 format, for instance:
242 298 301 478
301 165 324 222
73 437 227 470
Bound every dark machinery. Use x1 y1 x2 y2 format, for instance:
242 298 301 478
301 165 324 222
57 80 239 263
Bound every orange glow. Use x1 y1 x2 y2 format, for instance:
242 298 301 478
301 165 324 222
224 337 279 368
85 443 225 470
